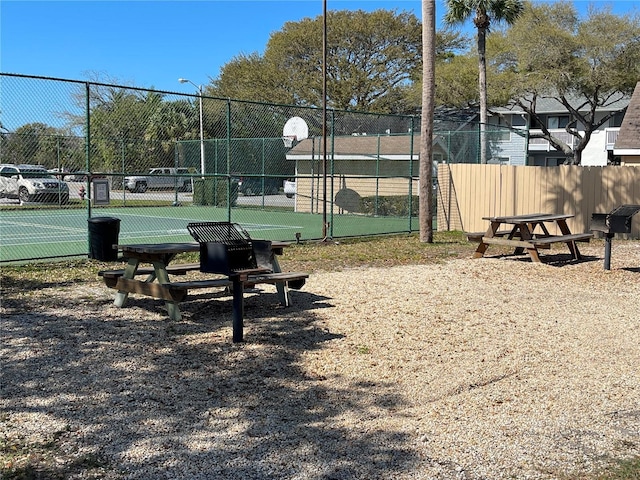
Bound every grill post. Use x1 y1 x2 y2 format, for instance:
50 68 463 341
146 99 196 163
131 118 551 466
604 233 613 271
231 276 244 343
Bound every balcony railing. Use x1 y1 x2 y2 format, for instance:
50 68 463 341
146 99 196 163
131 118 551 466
528 129 575 151
605 128 620 150
529 127 620 152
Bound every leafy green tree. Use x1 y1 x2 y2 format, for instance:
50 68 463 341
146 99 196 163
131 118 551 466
1 123 81 168
396 27 471 111
211 9 466 114
434 55 478 107
502 2 640 164
210 53 288 105
444 0 524 163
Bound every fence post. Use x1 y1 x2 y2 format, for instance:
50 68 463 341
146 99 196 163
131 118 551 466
85 82 92 221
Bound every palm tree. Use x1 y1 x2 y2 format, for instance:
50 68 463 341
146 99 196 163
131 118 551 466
420 0 436 243
444 0 523 164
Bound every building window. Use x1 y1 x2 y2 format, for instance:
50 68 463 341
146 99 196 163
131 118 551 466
545 157 565 166
610 111 625 127
489 117 511 141
547 116 570 129
488 156 510 165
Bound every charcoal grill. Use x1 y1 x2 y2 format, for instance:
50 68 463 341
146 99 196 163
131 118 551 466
590 204 640 270
187 221 273 274
187 221 273 342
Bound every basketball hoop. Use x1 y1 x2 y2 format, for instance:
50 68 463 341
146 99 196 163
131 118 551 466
283 117 309 149
282 135 296 148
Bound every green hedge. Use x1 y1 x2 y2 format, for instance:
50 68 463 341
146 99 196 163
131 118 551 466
193 178 238 207
360 195 419 217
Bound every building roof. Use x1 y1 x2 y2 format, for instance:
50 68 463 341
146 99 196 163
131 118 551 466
288 134 419 157
493 92 630 115
614 81 640 152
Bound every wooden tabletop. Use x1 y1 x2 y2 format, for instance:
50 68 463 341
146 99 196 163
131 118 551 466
482 213 573 223
116 241 291 256
117 242 200 255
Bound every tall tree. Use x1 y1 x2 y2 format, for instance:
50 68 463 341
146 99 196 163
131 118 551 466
444 0 524 163
502 2 640 164
420 0 436 243
211 9 466 114
1 123 80 167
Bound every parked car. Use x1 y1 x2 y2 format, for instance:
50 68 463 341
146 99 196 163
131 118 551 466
0 164 70 204
284 179 296 198
239 177 283 196
123 167 193 193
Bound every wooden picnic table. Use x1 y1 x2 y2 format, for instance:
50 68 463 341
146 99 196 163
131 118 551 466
99 241 306 339
473 213 593 263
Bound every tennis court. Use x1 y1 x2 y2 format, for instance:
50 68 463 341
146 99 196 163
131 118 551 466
0 206 418 263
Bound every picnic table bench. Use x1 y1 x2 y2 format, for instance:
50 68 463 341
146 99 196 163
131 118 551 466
99 265 308 303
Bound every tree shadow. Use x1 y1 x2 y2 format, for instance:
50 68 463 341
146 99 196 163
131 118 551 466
1 287 419 479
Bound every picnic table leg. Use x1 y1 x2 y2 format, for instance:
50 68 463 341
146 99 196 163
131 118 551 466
526 247 542 262
271 256 292 307
512 224 526 255
231 276 244 343
114 258 139 307
152 260 182 321
473 221 500 258
517 224 542 263
556 220 581 260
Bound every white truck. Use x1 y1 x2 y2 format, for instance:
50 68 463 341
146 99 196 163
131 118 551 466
123 167 193 193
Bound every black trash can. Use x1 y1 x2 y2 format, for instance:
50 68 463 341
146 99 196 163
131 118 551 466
88 216 121 261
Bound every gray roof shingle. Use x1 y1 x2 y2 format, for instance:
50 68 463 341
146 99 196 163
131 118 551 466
614 81 640 150
288 134 419 156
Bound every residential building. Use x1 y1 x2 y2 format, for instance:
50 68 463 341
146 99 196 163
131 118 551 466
490 94 629 167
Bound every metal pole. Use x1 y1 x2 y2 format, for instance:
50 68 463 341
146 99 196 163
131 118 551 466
198 85 205 178
178 78 205 177
321 0 328 239
231 276 244 343
85 82 92 219
604 233 613 270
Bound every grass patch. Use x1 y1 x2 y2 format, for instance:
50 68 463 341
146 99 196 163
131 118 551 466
0 231 474 290
0 428 110 480
601 456 640 480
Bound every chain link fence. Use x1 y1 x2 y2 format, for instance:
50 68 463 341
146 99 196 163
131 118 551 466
0 73 520 263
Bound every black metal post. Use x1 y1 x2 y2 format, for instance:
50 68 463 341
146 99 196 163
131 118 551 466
604 233 613 270
231 276 244 342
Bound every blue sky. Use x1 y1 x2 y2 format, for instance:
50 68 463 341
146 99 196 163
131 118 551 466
2 0 430 93
0 0 637 131
2 0 638 93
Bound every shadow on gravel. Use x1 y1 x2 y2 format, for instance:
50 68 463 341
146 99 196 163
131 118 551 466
491 252 601 267
621 266 640 273
1 286 419 479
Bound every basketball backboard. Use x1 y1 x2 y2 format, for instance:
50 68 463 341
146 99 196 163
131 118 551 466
282 116 309 147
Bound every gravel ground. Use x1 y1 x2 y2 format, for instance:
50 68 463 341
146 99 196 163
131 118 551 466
1 243 639 479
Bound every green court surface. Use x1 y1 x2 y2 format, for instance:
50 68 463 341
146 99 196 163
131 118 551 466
0 206 418 263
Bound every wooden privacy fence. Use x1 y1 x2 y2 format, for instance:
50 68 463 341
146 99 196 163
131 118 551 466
437 164 640 238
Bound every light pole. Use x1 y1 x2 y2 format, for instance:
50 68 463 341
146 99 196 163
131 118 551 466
178 78 205 177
